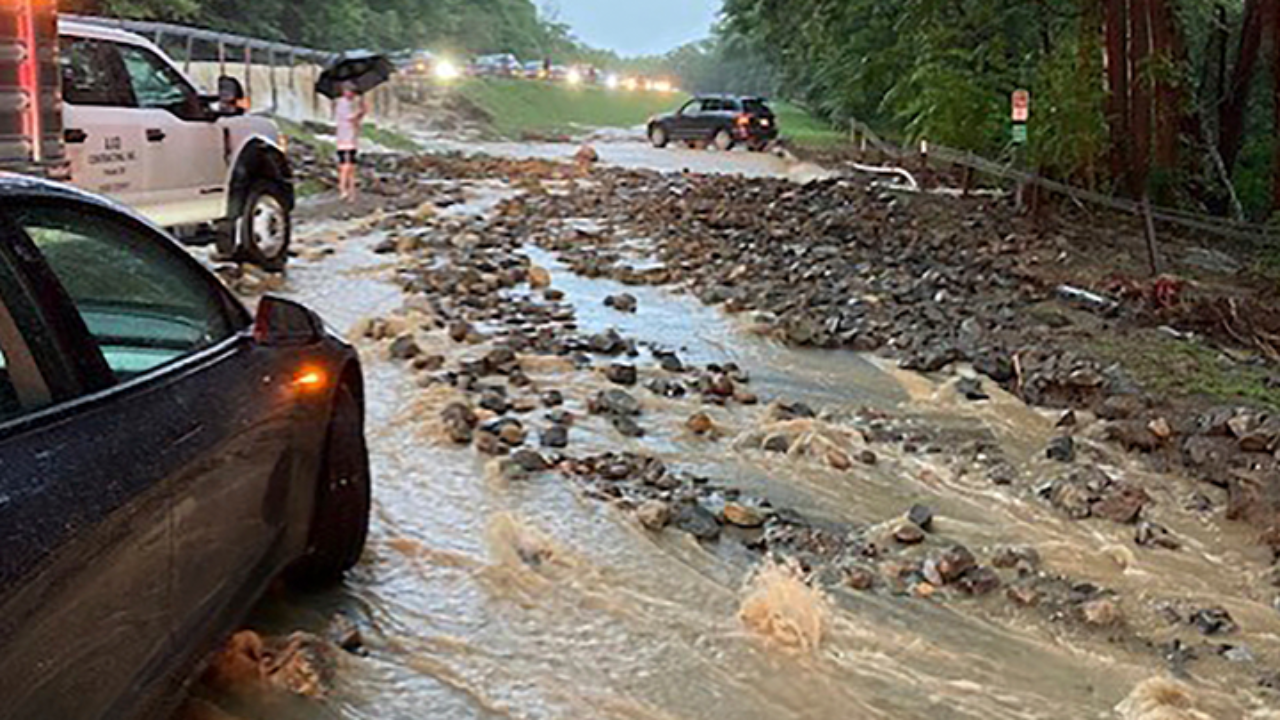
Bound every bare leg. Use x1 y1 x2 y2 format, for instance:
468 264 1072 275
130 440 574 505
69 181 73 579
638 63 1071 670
339 163 352 201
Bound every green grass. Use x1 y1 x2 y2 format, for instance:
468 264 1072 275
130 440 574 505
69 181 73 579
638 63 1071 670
274 117 334 156
276 116 418 155
453 78 687 138
774 103 848 148
451 80 847 147
296 178 328 198
1092 332 1280 411
361 123 420 152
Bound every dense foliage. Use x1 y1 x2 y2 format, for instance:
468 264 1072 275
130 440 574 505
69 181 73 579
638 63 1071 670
62 0 606 61
702 0 1280 220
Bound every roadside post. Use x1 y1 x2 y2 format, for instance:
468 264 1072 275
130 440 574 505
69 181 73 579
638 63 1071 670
1011 89 1029 212
243 45 252 108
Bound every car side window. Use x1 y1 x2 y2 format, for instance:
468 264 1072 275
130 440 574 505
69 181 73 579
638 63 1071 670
115 43 203 120
58 37 134 107
0 290 52 423
11 203 237 382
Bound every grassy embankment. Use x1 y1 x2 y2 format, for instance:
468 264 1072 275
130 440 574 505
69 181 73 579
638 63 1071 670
454 78 847 148
772 103 848 148
453 78 682 138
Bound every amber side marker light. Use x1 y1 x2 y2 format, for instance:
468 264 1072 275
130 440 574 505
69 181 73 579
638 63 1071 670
293 366 328 391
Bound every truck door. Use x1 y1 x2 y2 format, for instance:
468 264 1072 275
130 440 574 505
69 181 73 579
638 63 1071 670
59 36 148 207
113 41 226 227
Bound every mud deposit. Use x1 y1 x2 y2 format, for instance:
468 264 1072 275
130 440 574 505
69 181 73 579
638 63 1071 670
184 160 1280 720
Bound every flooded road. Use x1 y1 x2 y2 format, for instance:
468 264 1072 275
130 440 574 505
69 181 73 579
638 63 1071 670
415 134 836 183
195 156 1280 720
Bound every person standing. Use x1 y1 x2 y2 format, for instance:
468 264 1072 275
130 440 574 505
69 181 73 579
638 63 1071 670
334 82 366 202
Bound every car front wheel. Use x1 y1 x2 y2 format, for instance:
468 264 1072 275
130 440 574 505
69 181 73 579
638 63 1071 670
237 180 292 271
288 383 371 587
649 125 669 148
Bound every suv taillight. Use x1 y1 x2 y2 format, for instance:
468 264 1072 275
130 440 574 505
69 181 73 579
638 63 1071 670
736 114 751 127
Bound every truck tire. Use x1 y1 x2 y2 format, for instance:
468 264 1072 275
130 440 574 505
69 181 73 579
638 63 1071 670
713 128 735 152
237 180 292 271
288 384 371 587
649 125 669 148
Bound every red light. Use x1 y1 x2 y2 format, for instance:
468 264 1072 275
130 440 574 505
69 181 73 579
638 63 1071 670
15 0 42 161
736 115 751 126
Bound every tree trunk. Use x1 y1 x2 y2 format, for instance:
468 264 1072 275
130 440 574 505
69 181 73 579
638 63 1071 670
1273 0 1280 213
1214 4 1229 119
1083 0 1106 190
1130 0 1153 194
1104 0 1131 190
1150 0 1179 190
1219 0 1266 175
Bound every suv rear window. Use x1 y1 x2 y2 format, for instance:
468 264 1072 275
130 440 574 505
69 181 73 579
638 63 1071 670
743 99 773 116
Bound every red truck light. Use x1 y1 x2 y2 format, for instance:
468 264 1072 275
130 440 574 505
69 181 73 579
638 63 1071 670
1 0 49 165
14 0 40 161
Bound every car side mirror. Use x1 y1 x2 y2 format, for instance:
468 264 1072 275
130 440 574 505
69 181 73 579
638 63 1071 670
254 296 323 346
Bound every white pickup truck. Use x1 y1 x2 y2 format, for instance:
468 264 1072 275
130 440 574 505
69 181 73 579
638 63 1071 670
1 5 294 269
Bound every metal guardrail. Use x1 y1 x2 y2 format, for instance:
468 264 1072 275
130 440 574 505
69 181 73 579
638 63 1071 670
62 14 335 64
60 15 404 122
844 116 1277 247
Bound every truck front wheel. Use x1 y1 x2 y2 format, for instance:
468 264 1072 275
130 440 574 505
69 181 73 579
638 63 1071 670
236 180 292 271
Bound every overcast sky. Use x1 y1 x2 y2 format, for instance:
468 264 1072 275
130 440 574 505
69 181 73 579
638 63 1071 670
547 0 721 57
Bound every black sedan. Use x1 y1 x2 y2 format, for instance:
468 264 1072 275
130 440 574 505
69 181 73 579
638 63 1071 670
648 95 779 152
0 175 371 720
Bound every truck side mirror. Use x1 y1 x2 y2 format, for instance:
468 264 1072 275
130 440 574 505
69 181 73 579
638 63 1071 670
216 76 247 115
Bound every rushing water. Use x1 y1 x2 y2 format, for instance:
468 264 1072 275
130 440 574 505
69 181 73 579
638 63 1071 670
192 179 1280 720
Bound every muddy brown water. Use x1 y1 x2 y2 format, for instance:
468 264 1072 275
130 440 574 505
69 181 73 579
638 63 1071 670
192 178 1280 720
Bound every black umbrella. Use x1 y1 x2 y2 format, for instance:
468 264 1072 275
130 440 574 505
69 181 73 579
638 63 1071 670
316 50 395 99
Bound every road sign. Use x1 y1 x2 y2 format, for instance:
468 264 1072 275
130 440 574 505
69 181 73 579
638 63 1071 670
1012 89 1030 122
1012 123 1028 144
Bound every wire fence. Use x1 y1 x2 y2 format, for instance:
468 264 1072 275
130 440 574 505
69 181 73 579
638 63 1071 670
842 115 1276 248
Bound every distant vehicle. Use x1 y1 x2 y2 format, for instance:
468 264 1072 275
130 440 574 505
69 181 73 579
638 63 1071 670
0 175 371 720
522 60 546 79
469 53 521 77
0 7 295 269
648 95 778 152
395 49 436 75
